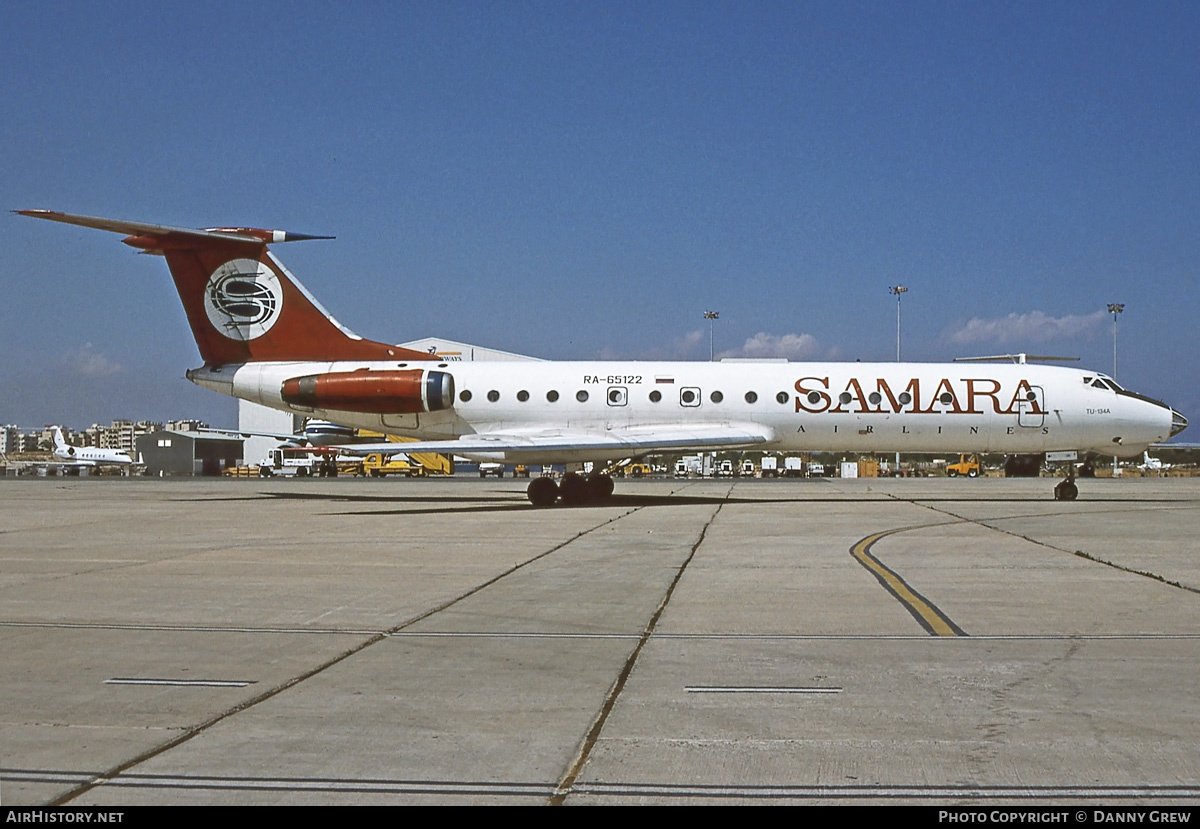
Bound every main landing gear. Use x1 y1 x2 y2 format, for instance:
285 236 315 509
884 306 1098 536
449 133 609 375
526 472 615 507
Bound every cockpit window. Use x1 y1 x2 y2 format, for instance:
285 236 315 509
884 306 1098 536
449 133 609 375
1091 378 1114 391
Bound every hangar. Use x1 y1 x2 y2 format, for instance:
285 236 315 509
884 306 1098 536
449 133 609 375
135 430 243 476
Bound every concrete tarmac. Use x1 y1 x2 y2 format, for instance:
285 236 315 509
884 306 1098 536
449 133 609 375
1 475 1198 805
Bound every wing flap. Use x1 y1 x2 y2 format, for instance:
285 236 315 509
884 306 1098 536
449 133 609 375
338 423 775 462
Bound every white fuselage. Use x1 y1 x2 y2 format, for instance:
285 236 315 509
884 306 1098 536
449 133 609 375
188 360 1178 463
53 445 133 466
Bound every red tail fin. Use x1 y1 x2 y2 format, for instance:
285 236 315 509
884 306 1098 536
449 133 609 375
17 210 436 365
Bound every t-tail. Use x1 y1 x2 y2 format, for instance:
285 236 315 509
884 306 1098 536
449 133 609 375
16 210 437 366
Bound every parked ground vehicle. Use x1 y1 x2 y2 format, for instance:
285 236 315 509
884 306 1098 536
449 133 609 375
364 453 425 478
675 455 707 477
947 454 981 478
258 448 340 477
479 462 505 478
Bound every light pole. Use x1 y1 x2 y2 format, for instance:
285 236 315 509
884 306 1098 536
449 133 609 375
889 286 907 362
1108 303 1124 476
1107 303 1124 380
705 310 719 362
888 285 907 472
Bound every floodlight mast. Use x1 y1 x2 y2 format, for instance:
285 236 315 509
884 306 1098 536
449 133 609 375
889 286 907 362
1108 303 1125 476
705 310 719 362
1107 303 1124 380
888 285 907 471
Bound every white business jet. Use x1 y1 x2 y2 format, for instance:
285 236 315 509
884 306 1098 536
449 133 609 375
51 427 133 468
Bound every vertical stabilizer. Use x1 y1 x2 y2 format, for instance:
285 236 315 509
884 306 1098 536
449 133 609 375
17 210 437 365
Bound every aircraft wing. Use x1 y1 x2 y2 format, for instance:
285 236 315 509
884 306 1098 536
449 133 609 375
337 423 776 462
198 427 307 445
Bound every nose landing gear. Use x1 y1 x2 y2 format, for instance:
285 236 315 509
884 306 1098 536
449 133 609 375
1054 462 1078 501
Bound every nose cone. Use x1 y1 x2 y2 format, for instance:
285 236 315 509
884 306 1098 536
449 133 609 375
1170 409 1188 438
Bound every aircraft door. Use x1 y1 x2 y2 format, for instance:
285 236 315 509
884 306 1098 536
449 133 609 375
1017 385 1045 428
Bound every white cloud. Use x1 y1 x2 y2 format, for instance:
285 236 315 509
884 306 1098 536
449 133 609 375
64 343 124 376
671 329 706 355
601 329 832 361
719 331 824 360
613 329 706 360
948 310 1107 345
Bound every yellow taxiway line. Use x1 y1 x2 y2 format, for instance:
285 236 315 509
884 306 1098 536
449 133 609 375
850 524 967 637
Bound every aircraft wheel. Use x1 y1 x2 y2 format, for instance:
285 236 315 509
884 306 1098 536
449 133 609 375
527 476 559 507
586 473 615 500
1054 480 1078 501
559 472 589 505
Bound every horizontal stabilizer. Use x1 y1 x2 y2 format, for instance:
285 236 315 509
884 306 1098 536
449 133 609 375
15 210 332 246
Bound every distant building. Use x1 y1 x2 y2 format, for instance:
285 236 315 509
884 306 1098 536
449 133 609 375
239 400 301 467
166 419 209 433
135 430 243 476
88 420 162 453
2 428 44 454
0 425 17 455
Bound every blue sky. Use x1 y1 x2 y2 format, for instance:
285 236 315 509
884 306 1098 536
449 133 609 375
3 1 1197 431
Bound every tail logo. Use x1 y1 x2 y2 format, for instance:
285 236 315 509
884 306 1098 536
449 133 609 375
203 259 283 341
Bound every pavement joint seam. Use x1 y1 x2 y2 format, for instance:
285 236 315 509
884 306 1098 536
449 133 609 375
549 483 733 806
45 504 645 807
891 495 1200 595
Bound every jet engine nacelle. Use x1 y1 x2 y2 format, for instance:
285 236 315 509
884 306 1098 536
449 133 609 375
281 369 455 414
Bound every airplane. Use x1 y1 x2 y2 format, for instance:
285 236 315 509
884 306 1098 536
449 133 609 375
50 427 134 468
17 209 1188 504
1140 452 1165 472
